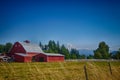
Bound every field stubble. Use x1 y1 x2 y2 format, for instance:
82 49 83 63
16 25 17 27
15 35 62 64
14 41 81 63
0 61 120 80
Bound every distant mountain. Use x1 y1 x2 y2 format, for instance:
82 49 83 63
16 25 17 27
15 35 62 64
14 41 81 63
65 43 94 56
110 51 118 56
78 49 94 56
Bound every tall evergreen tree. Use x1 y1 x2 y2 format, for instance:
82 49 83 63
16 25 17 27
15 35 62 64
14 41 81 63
48 40 54 53
56 41 60 53
44 45 49 52
70 48 80 59
60 45 70 59
69 48 87 59
47 40 59 53
39 42 43 48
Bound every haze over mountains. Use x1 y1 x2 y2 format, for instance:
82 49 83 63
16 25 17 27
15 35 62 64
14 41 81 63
78 49 94 56
65 43 94 56
65 43 118 56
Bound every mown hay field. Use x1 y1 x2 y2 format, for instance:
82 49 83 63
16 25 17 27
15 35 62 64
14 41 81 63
0 61 120 80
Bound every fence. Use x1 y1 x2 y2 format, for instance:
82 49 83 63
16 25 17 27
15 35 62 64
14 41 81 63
65 59 120 62
82 61 114 80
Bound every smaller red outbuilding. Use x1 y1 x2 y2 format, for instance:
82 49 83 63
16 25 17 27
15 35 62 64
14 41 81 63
34 53 64 62
9 41 64 62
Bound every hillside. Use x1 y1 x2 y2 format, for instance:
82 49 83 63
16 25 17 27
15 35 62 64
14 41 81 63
0 61 120 80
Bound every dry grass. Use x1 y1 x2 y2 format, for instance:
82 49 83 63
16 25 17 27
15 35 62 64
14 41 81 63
0 61 120 80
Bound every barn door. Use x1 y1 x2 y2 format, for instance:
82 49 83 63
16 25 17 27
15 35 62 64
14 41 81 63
39 57 44 62
32 56 36 62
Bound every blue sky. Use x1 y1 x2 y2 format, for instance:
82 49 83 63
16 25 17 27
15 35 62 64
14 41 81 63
0 0 120 50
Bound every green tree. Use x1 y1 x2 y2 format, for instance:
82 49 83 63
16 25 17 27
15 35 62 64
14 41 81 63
0 44 5 53
94 51 102 59
56 41 60 53
116 48 120 59
39 42 43 49
60 45 70 59
70 53 77 59
39 40 72 59
40 40 61 53
79 54 86 59
5 42 13 53
47 40 53 53
87 55 94 59
0 42 12 54
94 41 109 59
70 48 80 59
47 40 57 53
112 48 120 59
43 45 49 52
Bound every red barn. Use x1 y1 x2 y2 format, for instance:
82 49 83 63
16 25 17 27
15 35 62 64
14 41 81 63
9 41 64 62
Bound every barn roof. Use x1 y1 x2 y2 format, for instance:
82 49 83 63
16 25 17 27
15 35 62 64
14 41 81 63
19 42 44 53
15 53 28 57
15 53 38 57
41 53 64 56
15 53 64 57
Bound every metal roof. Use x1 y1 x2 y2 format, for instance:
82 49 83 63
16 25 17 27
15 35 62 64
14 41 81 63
15 53 28 57
41 53 64 56
15 53 64 57
19 42 44 53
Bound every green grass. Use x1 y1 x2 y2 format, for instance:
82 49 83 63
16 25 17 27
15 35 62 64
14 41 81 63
0 61 120 80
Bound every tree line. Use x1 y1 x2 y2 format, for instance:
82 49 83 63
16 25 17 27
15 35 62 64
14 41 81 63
0 40 120 59
39 40 86 59
94 41 120 59
0 43 13 54
39 40 120 59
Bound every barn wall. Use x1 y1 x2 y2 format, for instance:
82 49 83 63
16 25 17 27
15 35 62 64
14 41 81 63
34 53 64 62
27 52 39 56
14 54 32 62
34 53 47 62
14 54 24 62
9 42 26 55
47 56 64 62
24 56 32 62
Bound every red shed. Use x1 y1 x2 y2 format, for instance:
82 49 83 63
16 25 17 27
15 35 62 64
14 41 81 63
34 53 64 62
9 41 64 62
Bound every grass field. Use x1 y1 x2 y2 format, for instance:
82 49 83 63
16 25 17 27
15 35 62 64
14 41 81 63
0 61 120 80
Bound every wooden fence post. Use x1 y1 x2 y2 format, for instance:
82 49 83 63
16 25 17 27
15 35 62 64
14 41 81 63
108 62 112 75
84 64 88 80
